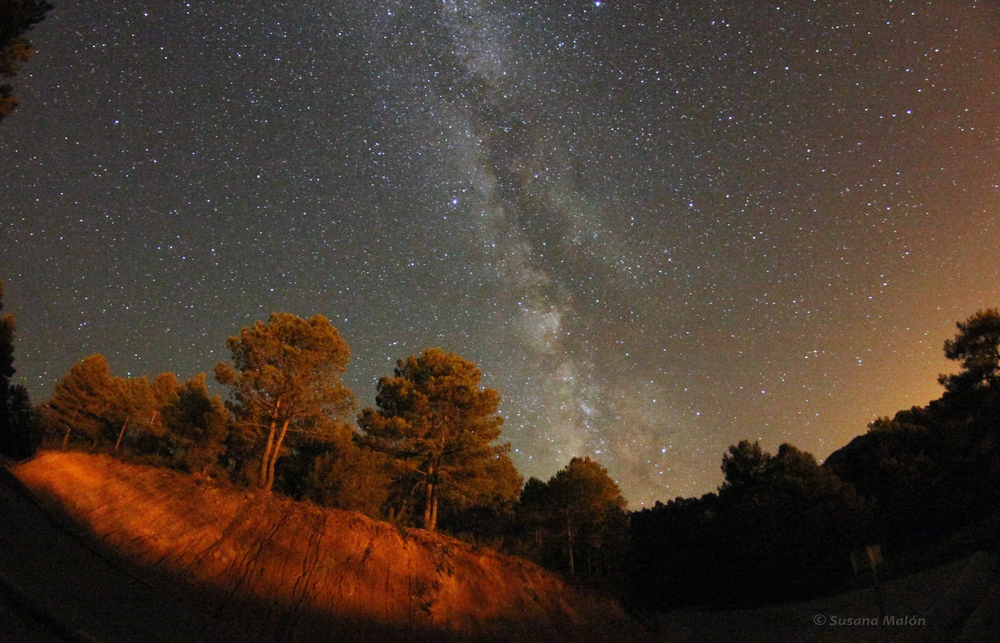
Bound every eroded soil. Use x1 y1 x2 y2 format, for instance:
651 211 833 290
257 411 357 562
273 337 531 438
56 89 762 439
8 451 622 642
5 451 1000 642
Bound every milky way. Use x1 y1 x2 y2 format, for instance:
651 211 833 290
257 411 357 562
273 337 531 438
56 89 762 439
362 1 690 489
2 1 999 505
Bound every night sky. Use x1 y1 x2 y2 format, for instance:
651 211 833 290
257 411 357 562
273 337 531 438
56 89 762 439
2 1 998 506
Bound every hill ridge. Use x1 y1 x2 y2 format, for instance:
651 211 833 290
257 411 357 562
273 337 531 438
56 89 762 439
9 451 622 641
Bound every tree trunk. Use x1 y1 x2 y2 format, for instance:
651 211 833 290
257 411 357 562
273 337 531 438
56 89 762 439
114 417 129 452
424 435 448 532
566 510 575 575
423 463 436 532
264 418 291 492
62 411 77 449
258 419 277 489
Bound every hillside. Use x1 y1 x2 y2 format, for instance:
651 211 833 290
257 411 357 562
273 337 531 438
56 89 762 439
0 460 239 642
7 451 624 642
6 451 1000 642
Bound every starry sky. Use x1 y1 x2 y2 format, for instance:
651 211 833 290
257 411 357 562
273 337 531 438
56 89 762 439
2 1 998 506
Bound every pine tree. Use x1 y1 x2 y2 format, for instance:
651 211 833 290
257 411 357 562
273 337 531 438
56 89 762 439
44 354 120 448
359 348 519 532
0 0 52 121
160 373 229 474
519 457 626 575
939 308 1000 395
0 279 35 460
215 313 354 491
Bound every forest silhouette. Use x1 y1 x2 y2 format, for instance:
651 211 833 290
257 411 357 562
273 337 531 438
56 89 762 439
3 275 1000 612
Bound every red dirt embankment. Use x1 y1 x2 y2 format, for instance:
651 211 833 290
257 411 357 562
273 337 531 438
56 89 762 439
12 451 623 641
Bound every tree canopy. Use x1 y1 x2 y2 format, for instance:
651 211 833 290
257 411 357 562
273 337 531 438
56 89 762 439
159 373 229 474
517 456 627 577
939 308 1000 395
42 354 119 448
0 278 35 459
632 440 867 609
40 355 229 473
303 436 392 518
359 348 519 532
720 439 770 492
0 0 52 121
215 313 354 491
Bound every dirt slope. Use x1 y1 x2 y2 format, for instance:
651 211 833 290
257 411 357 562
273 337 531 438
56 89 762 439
9 451 998 642
0 465 239 642
10 451 622 642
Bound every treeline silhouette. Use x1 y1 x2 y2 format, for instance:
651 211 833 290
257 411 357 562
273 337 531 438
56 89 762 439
631 308 1000 610
2 277 999 611
631 441 869 608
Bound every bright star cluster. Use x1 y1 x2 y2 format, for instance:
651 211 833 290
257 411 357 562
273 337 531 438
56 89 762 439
1 1 998 506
